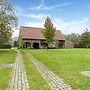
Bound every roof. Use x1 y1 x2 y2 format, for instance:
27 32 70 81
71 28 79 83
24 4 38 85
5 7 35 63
20 26 65 40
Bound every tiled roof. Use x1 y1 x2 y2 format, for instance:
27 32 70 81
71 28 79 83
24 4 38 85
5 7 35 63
20 26 65 40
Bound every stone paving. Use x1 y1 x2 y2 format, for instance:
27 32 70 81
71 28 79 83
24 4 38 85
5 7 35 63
81 70 90 77
0 64 13 68
26 52 72 90
8 50 29 90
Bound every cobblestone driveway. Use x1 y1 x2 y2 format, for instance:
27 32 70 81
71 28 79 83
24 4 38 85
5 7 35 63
8 50 29 90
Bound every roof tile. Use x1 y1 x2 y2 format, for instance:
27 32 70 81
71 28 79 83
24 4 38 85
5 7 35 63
20 26 65 40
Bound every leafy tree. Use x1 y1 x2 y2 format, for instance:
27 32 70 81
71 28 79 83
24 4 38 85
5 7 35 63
64 33 80 44
42 17 55 49
0 0 17 47
79 28 90 48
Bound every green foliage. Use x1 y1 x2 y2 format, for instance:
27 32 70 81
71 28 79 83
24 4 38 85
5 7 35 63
64 33 81 48
64 33 80 44
0 0 17 46
79 29 90 48
18 35 22 48
42 17 55 48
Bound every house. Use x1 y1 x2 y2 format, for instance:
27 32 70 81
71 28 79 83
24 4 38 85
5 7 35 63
19 26 74 49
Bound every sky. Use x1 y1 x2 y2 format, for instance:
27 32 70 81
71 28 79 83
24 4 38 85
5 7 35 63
13 0 90 37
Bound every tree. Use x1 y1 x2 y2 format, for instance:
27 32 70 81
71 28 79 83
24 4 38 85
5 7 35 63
0 0 17 47
79 28 90 48
64 33 80 44
18 35 22 48
42 17 55 49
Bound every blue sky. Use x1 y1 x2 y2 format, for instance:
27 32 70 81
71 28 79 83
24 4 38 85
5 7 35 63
13 0 90 37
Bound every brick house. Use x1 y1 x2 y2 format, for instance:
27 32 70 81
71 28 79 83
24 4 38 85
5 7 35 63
19 26 74 49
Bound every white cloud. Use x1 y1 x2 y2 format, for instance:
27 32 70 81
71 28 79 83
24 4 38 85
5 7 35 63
30 2 71 10
79 18 89 24
25 22 44 28
16 13 50 20
26 17 89 34
88 6 90 9
53 18 89 34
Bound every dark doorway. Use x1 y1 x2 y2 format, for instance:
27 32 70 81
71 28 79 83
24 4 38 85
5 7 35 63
59 40 65 48
33 43 39 49
23 42 31 48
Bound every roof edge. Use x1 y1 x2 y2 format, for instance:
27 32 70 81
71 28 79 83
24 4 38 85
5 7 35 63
20 26 62 32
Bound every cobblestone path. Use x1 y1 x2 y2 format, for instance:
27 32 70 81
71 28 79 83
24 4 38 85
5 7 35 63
26 52 72 90
8 50 30 90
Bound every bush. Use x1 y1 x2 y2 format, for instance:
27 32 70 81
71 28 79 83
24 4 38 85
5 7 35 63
74 44 82 48
0 44 11 49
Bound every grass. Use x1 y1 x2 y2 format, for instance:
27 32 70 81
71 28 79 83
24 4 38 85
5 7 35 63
21 51 50 90
0 49 17 89
0 68 11 90
25 49 90 90
0 49 16 64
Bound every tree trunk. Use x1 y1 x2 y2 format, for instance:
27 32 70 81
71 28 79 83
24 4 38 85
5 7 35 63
47 44 48 50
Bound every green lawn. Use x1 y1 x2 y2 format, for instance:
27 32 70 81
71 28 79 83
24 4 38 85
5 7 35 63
21 51 50 90
25 49 90 90
0 49 16 89
0 49 16 64
0 68 11 90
